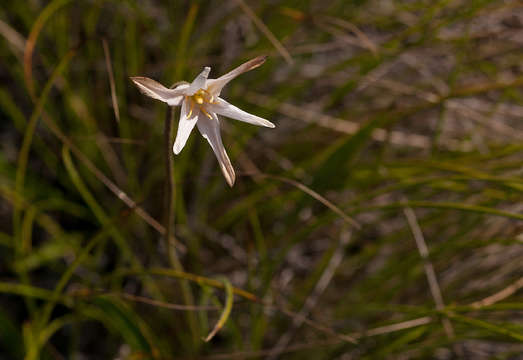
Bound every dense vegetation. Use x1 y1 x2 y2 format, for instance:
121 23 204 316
1 0 522 358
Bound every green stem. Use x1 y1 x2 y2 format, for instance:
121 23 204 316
164 107 176 267
114 267 260 303
164 106 200 348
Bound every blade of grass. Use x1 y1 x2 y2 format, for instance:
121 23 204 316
359 201 523 221
172 3 199 80
242 172 361 229
25 315 77 360
403 204 460 355
470 277 523 308
36 217 117 332
204 277 233 342
268 230 355 358
0 282 55 301
14 49 75 241
37 108 186 252
81 297 155 356
0 18 25 58
0 309 24 359
23 0 72 99
445 313 523 342
164 101 199 347
62 146 136 262
114 267 259 303
107 292 218 312
102 38 120 124
61 146 168 302
233 0 293 64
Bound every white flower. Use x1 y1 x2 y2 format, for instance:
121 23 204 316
131 56 275 187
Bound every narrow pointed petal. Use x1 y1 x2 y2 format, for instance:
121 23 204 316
130 77 187 106
206 56 267 96
208 98 275 128
196 112 235 187
186 67 211 95
173 99 200 154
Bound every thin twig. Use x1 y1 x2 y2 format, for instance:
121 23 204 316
314 21 371 50
164 107 176 266
204 278 233 342
110 292 218 311
275 306 357 344
319 15 378 55
403 204 460 354
241 172 361 229
233 0 293 64
357 316 433 338
23 0 71 100
243 91 439 150
205 317 433 359
470 277 523 309
0 18 26 58
39 111 185 253
163 98 199 343
102 38 120 124
94 134 127 187
314 20 378 55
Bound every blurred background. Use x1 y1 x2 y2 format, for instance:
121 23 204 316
1 0 523 358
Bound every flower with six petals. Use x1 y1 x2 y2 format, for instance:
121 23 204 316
131 56 274 186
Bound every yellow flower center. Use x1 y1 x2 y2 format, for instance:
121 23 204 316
186 88 216 119
193 90 205 104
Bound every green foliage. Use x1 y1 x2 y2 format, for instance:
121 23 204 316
1 0 522 358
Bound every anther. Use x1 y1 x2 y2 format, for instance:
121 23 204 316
195 95 204 104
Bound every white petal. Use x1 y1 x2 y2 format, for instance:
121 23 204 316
130 77 187 106
206 56 267 96
173 99 200 154
208 98 275 128
186 67 211 95
196 112 235 187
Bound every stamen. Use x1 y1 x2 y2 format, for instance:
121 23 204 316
187 99 194 118
188 89 215 118
201 89 214 103
200 107 213 119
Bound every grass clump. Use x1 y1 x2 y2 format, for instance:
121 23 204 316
0 0 522 358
